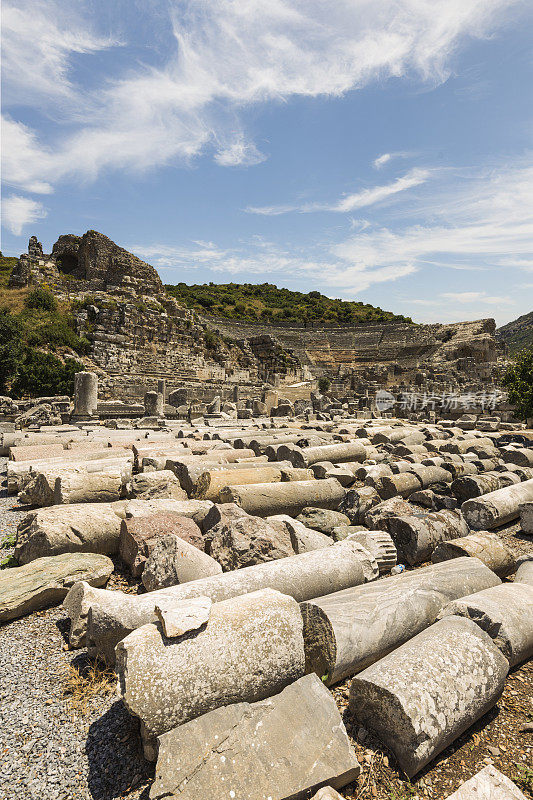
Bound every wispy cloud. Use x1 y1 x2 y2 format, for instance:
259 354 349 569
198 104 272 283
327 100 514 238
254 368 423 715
246 168 430 215
2 195 47 236
373 152 411 169
2 0 524 193
442 292 512 304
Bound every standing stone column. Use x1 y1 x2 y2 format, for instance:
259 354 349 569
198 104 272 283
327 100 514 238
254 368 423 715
73 372 98 417
157 379 166 400
144 391 164 417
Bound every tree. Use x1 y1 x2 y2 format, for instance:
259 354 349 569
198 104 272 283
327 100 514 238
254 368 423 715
318 376 331 394
0 312 24 392
502 348 533 421
11 351 83 398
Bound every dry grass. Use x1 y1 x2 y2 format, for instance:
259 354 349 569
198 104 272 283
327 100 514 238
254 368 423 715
62 658 116 716
0 286 29 313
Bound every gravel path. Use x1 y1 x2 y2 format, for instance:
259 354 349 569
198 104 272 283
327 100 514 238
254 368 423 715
0 459 152 800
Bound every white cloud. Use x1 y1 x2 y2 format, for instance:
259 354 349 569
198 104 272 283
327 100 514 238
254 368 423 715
373 152 411 169
2 195 47 236
1 0 524 192
333 164 533 273
2 1 117 107
246 168 430 215
442 292 513 304
215 137 266 167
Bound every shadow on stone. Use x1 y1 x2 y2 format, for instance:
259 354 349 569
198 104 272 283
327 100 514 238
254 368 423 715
86 701 153 800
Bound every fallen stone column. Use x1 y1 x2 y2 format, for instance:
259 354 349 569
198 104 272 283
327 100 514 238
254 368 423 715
15 501 128 564
376 473 423 499
462 478 533 529
515 554 533 585
124 498 213 520
388 509 470 565
170 457 270 493
302 557 500 684
348 616 509 777
194 465 283 500
0 552 114 622
438 582 533 667
451 471 520 502
52 469 124 505
65 540 378 659
501 447 533 467
149 673 360 798
408 465 453 487
339 486 381 524
220 477 345 517
116 589 306 742
279 442 367 468
431 532 516 577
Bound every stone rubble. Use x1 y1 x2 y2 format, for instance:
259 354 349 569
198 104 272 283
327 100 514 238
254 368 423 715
1 393 532 798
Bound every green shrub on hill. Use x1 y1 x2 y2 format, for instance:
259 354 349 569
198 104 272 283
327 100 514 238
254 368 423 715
165 282 412 325
11 350 84 398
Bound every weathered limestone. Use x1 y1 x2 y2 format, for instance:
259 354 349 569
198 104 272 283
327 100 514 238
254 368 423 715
15 501 128 563
194 465 283 501
339 486 381 524
348 616 509 777
520 501 533 533
280 442 367 468
344 530 397 574
377 472 423 499
438 582 533 666
124 498 213 520
220 478 345 517
266 514 333 553
0 552 113 622
202 503 294 571
119 514 204 577
515 554 533 585
129 470 186 500
117 589 306 742
444 765 527 800
432 532 516 577
452 472 520 502
66 540 378 659
154 596 212 638
296 508 351 535
388 509 470 565
144 391 164 417
73 371 98 417
142 534 223 590
462 479 533 529
501 447 533 467
301 557 500 684
149 673 359 800
363 497 413 532
54 469 124 505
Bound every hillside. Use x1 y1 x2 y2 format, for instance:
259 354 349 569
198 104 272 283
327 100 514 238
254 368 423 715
496 312 533 353
165 281 413 325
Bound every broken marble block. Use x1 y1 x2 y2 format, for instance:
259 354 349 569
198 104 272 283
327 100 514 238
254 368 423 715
149 673 360 800
154 596 212 638
444 765 527 799
348 616 508 777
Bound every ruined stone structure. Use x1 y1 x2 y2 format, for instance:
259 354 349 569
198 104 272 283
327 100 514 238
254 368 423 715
9 232 501 406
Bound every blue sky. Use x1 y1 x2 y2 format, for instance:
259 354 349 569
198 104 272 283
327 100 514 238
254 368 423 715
2 0 532 326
